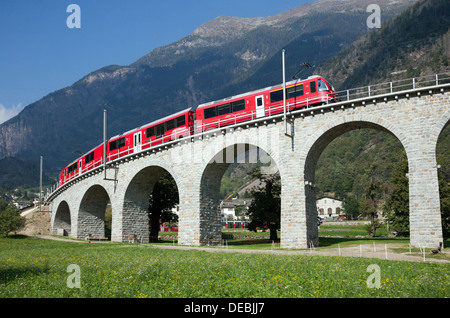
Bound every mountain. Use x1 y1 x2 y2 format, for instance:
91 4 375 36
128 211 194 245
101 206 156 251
0 157 51 191
317 0 450 89
0 0 417 173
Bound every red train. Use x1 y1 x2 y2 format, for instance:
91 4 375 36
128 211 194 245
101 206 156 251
57 75 337 188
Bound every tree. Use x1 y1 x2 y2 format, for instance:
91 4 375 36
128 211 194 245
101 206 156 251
0 200 26 236
383 157 409 236
438 177 450 238
148 173 179 243
246 169 281 241
363 168 382 237
437 151 450 238
342 194 360 220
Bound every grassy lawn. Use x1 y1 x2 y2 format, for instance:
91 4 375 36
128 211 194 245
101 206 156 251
0 235 448 298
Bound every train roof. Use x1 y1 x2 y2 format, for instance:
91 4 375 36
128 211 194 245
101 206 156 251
197 75 325 109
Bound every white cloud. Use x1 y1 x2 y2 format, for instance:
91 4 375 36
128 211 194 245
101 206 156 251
0 103 24 125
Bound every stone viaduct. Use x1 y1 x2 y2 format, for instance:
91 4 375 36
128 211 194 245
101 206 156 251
47 77 450 249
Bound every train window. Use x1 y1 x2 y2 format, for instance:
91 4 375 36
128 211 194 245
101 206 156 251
146 126 156 137
156 123 165 138
287 84 304 99
68 162 78 174
232 99 245 112
203 98 246 119
318 79 328 91
204 107 217 119
166 119 175 131
85 152 95 164
109 137 125 151
218 103 231 116
176 115 186 127
256 97 263 107
270 89 284 103
310 81 317 93
109 140 115 151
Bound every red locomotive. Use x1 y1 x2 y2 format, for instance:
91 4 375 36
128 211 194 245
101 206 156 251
57 75 337 188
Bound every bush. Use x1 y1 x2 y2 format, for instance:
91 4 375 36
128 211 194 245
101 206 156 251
0 200 26 236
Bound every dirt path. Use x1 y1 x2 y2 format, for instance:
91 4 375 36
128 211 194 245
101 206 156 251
148 243 449 263
34 235 449 263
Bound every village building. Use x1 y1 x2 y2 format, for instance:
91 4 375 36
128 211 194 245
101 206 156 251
316 196 344 220
220 198 253 222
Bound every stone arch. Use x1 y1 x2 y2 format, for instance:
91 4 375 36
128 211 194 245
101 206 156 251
77 185 110 240
434 110 450 239
430 109 450 152
198 139 281 245
121 165 180 243
53 200 71 236
300 116 409 246
302 118 409 183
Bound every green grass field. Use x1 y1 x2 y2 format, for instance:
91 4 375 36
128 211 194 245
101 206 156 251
0 234 448 298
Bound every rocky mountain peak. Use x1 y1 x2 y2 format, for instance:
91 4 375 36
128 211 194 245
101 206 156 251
191 0 418 39
134 0 417 68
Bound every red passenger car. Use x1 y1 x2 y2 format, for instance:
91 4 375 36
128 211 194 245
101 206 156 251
196 75 337 132
106 108 194 161
59 160 78 187
81 144 104 173
140 108 194 149
57 108 195 187
58 143 104 187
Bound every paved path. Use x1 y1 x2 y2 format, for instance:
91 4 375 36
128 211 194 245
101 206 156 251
34 235 449 263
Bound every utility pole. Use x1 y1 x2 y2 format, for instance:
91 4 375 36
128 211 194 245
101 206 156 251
282 49 287 135
39 156 43 212
103 109 107 180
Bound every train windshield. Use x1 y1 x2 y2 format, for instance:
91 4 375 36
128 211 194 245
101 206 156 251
318 79 335 92
318 79 329 91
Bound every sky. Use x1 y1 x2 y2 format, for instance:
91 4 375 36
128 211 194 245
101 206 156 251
0 0 310 124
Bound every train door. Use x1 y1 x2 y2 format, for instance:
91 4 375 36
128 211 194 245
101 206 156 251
255 95 265 118
191 113 196 134
78 159 82 175
134 132 142 152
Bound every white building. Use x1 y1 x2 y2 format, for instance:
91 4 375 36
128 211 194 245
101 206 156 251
220 198 252 222
316 197 344 220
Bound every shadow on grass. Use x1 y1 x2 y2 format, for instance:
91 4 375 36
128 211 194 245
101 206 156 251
318 236 410 248
0 234 29 239
0 265 50 284
226 239 278 247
